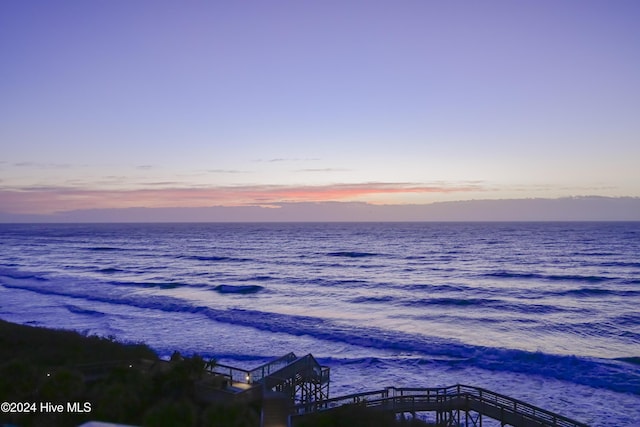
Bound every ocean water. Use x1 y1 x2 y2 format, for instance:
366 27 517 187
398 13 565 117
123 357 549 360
0 222 639 425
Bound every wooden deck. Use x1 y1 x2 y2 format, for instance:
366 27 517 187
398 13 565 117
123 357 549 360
72 355 590 427
291 384 590 427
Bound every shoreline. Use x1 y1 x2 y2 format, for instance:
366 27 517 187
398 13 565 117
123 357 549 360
1 318 597 427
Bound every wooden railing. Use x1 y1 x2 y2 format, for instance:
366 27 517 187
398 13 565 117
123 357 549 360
293 384 589 427
211 362 252 384
212 352 299 385
249 352 298 383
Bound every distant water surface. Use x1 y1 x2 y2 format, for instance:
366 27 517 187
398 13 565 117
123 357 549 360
1 222 639 426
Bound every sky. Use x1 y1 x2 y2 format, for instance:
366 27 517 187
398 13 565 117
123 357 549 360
1 0 639 218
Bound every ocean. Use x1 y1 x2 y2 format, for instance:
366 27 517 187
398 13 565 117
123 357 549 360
0 222 638 425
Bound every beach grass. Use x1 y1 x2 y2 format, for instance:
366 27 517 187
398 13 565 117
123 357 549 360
1 319 435 427
0 319 260 427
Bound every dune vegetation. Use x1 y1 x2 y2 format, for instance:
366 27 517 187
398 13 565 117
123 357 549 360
0 319 259 427
1 319 436 427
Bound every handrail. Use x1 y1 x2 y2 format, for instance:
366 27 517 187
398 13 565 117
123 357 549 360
249 352 298 383
210 351 330 402
211 353 310 386
455 384 587 427
259 354 329 388
293 384 589 427
211 362 252 384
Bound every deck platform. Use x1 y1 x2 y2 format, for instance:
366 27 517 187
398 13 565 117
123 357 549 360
290 384 590 427
72 354 589 427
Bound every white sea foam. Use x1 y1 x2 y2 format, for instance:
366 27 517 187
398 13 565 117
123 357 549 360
1 222 639 425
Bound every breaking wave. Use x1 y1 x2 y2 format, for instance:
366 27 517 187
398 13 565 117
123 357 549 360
2 277 638 395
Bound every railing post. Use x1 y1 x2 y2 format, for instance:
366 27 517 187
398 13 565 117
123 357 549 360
286 383 588 427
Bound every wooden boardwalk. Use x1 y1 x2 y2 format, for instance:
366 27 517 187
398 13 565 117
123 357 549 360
291 384 590 427
211 352 330 406
72 356 590 427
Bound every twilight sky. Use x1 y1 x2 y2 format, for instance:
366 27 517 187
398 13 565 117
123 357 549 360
1 0 639 216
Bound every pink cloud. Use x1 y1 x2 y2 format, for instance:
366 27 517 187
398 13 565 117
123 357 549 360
0 182 483 214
